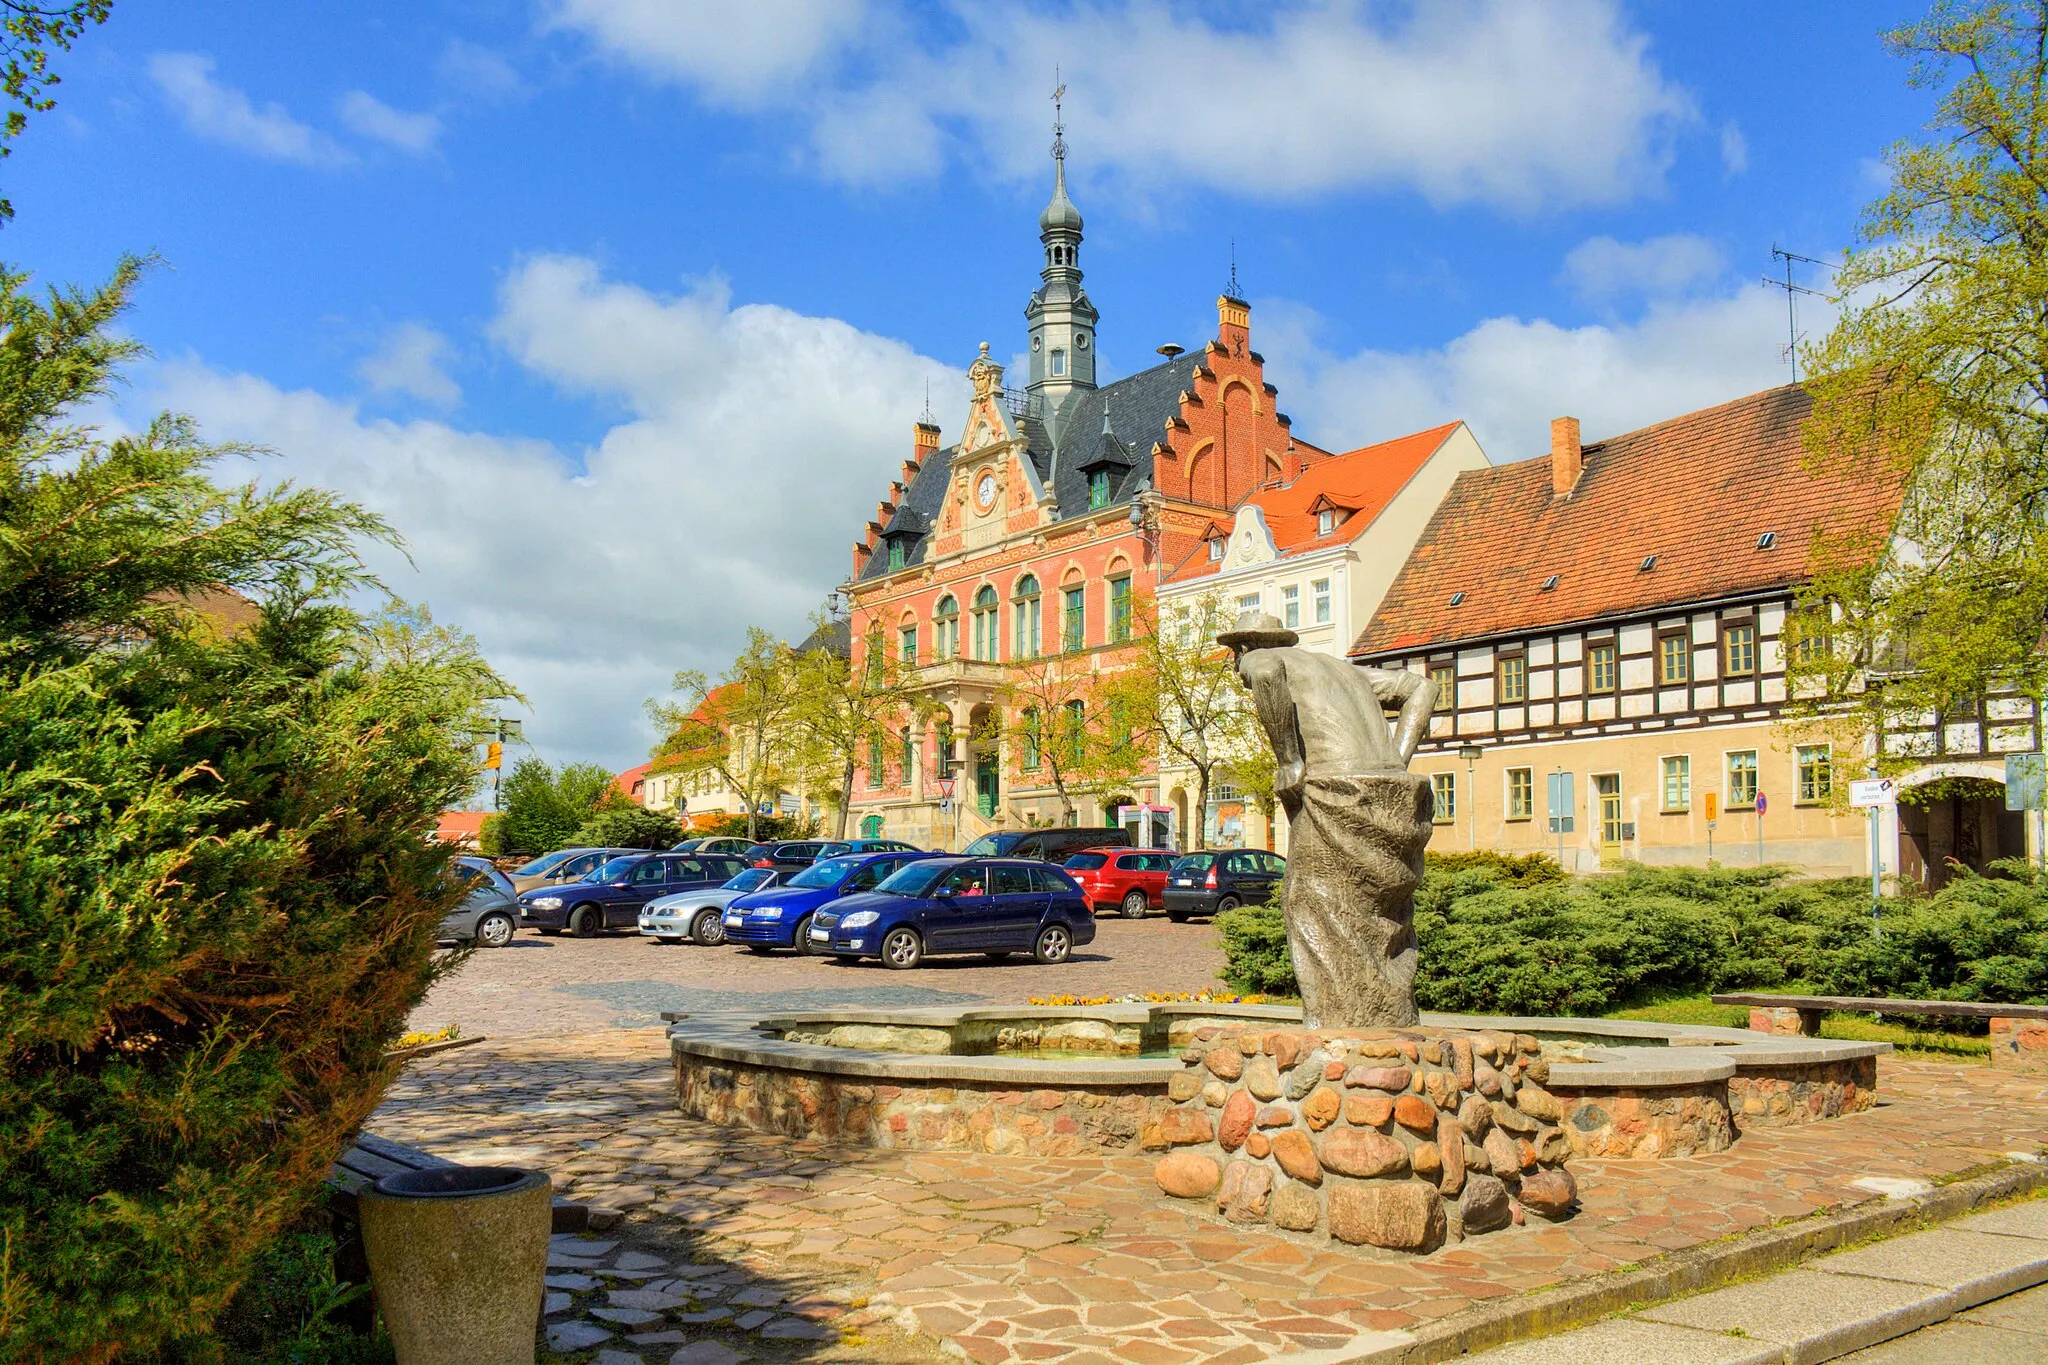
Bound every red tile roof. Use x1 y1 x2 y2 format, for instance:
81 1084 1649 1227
1350 386 1906 657
1168 421 1461 583
614 761 653 799
433 809 489 846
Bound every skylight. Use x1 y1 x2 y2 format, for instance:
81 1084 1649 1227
1448 591 1465 606
1639 554 1658 572
1756 531 1777 550
1540 575 1559 591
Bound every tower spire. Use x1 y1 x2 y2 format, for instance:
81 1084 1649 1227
1025 71 1097 430
1225 238 1242 301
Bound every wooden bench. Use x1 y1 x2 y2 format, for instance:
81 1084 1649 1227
1711 993 2048 1073
324 1132 594 1331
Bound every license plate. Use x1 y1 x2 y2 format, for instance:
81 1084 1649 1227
809 928 829 941
724 914 741 925
1174 878 1193 885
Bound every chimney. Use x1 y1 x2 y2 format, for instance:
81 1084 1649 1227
1550 416 1582 499
913 421 941 462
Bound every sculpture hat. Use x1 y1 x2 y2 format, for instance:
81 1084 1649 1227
1217 611 1299 651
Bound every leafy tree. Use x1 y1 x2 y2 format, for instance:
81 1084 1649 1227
0 259 507 1360
1789 0 2048 760
494 757 614 855
0 2 112 222
994 647 1142 825
571 804 681 850
787 617 928 837
1103 589 1264 849
651 628 800 841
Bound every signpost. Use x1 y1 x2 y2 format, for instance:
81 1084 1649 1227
1755 791 1767 867
1705 791 1718 863
1851 771 1898 937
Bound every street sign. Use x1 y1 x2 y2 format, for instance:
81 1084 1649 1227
1755 792 1768 817
935 777 956 800
2006 753 2047 811
1849 777 1897 809
1705 792 1718 821
483 741 502 770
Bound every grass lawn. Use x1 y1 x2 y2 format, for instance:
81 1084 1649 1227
1606 990 1991 1061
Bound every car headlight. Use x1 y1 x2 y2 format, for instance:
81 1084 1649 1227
531 896 563 910
839 911 879 929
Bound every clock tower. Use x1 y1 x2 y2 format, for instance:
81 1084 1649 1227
1024 85 1098 438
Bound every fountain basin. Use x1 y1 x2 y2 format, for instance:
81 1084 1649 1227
666 1003 1885 1159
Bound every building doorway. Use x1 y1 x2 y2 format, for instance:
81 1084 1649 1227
975 753 999 818
1897 776 2023 889
1594 774 1623 846
860 814 884 839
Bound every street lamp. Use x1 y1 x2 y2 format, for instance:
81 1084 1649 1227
1458 744 1483 852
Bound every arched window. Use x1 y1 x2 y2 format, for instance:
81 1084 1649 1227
971 585 999 660
1013 575 1042 658
934 594 959 659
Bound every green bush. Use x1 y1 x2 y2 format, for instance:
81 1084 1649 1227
1424 849 1565 886
0 262 504 1360
149 1216 393 1365
572 804 682 850
1218 856 2048 1015
494 757 616 855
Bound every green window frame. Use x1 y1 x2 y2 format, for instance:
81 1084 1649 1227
1062 586 1085 652
1431 772 1457 824
1498 654 1527 704
1109 576 1132 643
899 728 915 778
1658 633 1690 685
933 595 959 659
1013 575 1041 658
1062 699 1086 764
898 624 917 664
887 540 906 571
1587 643 1618 693
1506 767 1533 821
1661 755 1690 812
971 585 998 660
1796 744 1832 804
1088 470 1111 509
1021 708 1041 771
868 734 885 786
1726 750 1758 808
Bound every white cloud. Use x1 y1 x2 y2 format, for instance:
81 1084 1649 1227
552 0 1695 211
1720 120 1748 176
338 90 442 155
148 52 353 167
357 323 462 406
438 40 524 102
1260 282 1818 469
144 257 962 770
547 0 872 107
1561 233 1727 302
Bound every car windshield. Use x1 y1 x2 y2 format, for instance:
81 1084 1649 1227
724 868 775 891
1064 853 1107 870
513 850 573 876
590 856 642 882
874 861 955 896
790 857 861 889
961 833 1018 857
1170 854 1216 874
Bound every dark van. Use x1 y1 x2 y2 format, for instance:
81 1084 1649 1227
960 827 1135 863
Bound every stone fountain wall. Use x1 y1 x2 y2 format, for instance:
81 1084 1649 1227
1150 1025 1575 1254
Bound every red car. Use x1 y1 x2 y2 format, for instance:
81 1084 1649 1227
1061 848 1178 918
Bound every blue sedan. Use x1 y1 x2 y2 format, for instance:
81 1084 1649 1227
809 857 1096 969
722 850 939 954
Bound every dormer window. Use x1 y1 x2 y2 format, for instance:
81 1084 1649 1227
1317 508 1338 536
1088 469 1111 510
1208 537 1225 562
888 541 907 571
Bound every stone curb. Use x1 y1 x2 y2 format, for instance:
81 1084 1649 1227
1335 1158 2048 1364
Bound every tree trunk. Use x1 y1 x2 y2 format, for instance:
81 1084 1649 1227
837 759 855 838
1193 769 1210 850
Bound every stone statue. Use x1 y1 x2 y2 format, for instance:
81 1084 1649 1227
1218 612 1438 1028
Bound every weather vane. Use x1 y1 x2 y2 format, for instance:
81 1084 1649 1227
1051 70 1067 163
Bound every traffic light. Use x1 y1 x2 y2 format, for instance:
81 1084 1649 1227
485 741 503 770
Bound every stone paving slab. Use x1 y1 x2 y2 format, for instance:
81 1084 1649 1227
1818 1228 2048 1308
1956 1198 2048 1241
1461 1316 1785 1365
370 1028 2048 1363
1835 1282 2048 1363
1636 1270 1954 1363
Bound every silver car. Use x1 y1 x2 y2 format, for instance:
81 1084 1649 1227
639 866 783 945
438 855 521 948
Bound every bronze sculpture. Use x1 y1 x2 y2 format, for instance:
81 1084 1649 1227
1218 612 1438 1028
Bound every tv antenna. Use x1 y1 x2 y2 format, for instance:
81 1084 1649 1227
1761 246 1829 381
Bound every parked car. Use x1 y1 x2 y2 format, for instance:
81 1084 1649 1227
639 866 783 945
1062 848 1177 917
519 853 752 936
455 854 518 900
810 857 1095 969
723 850 938 954
670 836 764 858
507 846 641 894
438 860 520 948
747 840 835 871
960 827 1133 862
1161 849 1287 921
819 838 924 855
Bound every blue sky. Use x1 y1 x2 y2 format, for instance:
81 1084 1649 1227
16 0 1932 774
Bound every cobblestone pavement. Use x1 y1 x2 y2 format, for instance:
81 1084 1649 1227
371 1031 2048 1364
408 916 1234 1040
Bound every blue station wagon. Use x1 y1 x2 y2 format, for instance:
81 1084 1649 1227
518 853 750 937
722 851 937 954
810 857 1096 969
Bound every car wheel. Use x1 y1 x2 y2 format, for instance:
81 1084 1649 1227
474 913 515 949
1166 911 1189 923
746 945 775 955
1034 924 1073 964
1120 891 1149 919
794 914 819 955
880 926 923 970
1215 896 1242 918
691 909 726 946
568 905 600 938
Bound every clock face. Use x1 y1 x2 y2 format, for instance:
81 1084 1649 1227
975 472 998 511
